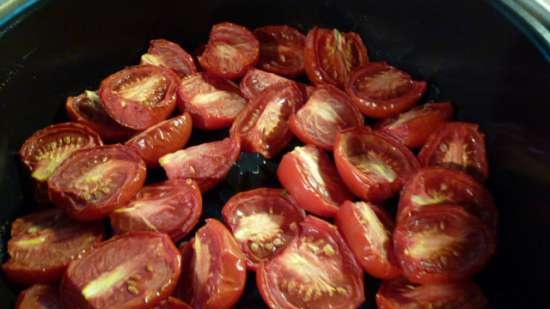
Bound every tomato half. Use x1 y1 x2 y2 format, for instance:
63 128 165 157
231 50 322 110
377 102 454 148
230 82 305 158
222 188 305 269
398 167 497 230
48 145 146 221
99 65 179 130
335 201 401 279
110 179 202 242
159 136 241 192
376 278 489 309
20 122 102 183
15 285 61 309
141 39 197 78
346 62 427 118
60 232 181 309
240 68 305 100
175 241 193 303
66 90 135 142
177 73 246 129
334 128 420 203
153 297 193 309
2 209 103 285
125 113 192 167
257 216 364 309
304 27 368 88
418 122 489 181
199 22 259 79
393 204 496 284
289 84 364 150
277 145 354 217
254 25 306 78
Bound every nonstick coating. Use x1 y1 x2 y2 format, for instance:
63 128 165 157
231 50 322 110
1 0 549 308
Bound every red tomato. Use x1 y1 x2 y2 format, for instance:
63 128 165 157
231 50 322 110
66 90 135 142
187 219 247 309
254 25 306 78
199 22 259 79
335 201 401 279
346 62 427 118
289 84 364 150
110 179 202 242
376 278 489 309
398 167 497 230
15 285 61 309
222 188 305 269
230 82 305 158
141 39 198 78
48 145 146 221
240 68 306 100
177 73 246 129
99 65 179 130
159 136 241 192
418 122 489 181
2 209 103 285
334 128 420 203
393 204 496 284
125 113 192 167
377 102 454 148
19 122 102 183
257 216 364 309
175 241 194 303
153 297 193 309
60 232 181 309
277 145 354 217
304 27 368 88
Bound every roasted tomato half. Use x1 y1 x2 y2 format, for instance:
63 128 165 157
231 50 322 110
141 39 197 78
48 145 146 221
254 25 306 78
153 297 193 309
239 68 306 100
257 216 364 309
222 188 305 269
346 62 427 118
15 285 61 309
334 128 420 203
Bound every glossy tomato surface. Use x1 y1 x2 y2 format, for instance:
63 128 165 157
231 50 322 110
153 297 193 309
222 188 305 269
346 62 427 118
99 65 179 130
334 128 419 203
393 204 496 284
110 179 202 242
125 113 192 167
278 145 353 217
304 27 368 88
141 39 197 78
178 73 246 129
289 84 363 150
160 136 241 192
47 144 146 221
336 201 401 279
257 216 364 309
60 232 181 309
239 68 304 100
15 285 61 309
199 22 259 79
2 209 103 285
418 122 489 181
254 25 306 78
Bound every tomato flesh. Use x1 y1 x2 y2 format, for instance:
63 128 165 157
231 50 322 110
240 68 306 100
254 25 306 78
15 285 61 309
153 297 193 309
141 39 197 78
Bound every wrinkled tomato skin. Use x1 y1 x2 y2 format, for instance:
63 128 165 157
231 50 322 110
239 68 307 101
174 241 194 303
153 297 194 309
125 113 192 167
254 25 306 78
141 39 197 78
15 285 62 309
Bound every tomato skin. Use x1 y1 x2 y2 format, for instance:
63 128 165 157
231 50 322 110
334 128 420 203
175 241 194 303
377 102 454 148
393 204 496 284
125 113 192 167
289 84 364 150
418 122 489 181
141 39 198 78
335 201 401 279
99 65 180 130
254 25 306 78
222 188 305 269
15 285 61 309
239 68 307 101
346 62 427 119
376 278 489 309
153 297 193 309
304 27 369 88
199 22 260 79
47 144 147 221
